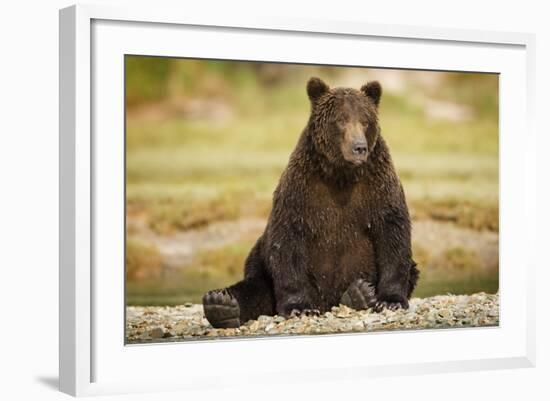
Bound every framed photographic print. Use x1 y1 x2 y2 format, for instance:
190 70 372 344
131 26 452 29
59 4 536 397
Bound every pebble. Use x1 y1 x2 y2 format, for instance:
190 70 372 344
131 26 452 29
148 327 165 339
125 292 499 343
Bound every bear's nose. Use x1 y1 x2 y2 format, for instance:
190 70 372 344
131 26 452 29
352 141 368 155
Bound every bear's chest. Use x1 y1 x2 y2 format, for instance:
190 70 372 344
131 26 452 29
306 180 373 236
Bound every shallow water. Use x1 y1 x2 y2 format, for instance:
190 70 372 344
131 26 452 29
126 271 499 306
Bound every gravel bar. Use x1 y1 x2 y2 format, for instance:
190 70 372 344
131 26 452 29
126 292 499 344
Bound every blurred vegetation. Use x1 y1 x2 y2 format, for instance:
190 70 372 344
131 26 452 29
126 238 162 281
124 56 499 306
127 242 249 305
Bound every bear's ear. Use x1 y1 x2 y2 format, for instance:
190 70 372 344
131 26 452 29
307 77 329 103
361 81 382 107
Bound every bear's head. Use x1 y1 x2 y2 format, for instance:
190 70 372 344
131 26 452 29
306 77 382 169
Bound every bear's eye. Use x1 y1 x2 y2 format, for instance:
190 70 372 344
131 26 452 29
334 121 346 132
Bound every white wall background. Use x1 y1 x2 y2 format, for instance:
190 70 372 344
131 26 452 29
0 0 547 400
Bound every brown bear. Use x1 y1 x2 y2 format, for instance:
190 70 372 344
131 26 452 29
202 77 419 328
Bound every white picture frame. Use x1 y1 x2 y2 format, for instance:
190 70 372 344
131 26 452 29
59 3 536 397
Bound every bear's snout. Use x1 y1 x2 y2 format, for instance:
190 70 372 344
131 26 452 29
340 120 369 165
342 137 369 165
352 140 368 156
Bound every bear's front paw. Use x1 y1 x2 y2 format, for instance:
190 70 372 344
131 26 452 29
373 294 409 312
202 288 241 328
340 279 377 311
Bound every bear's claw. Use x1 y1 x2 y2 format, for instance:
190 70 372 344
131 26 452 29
202 288 241 328
373 298 408 312
289 308 320 318
374 300 402 312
